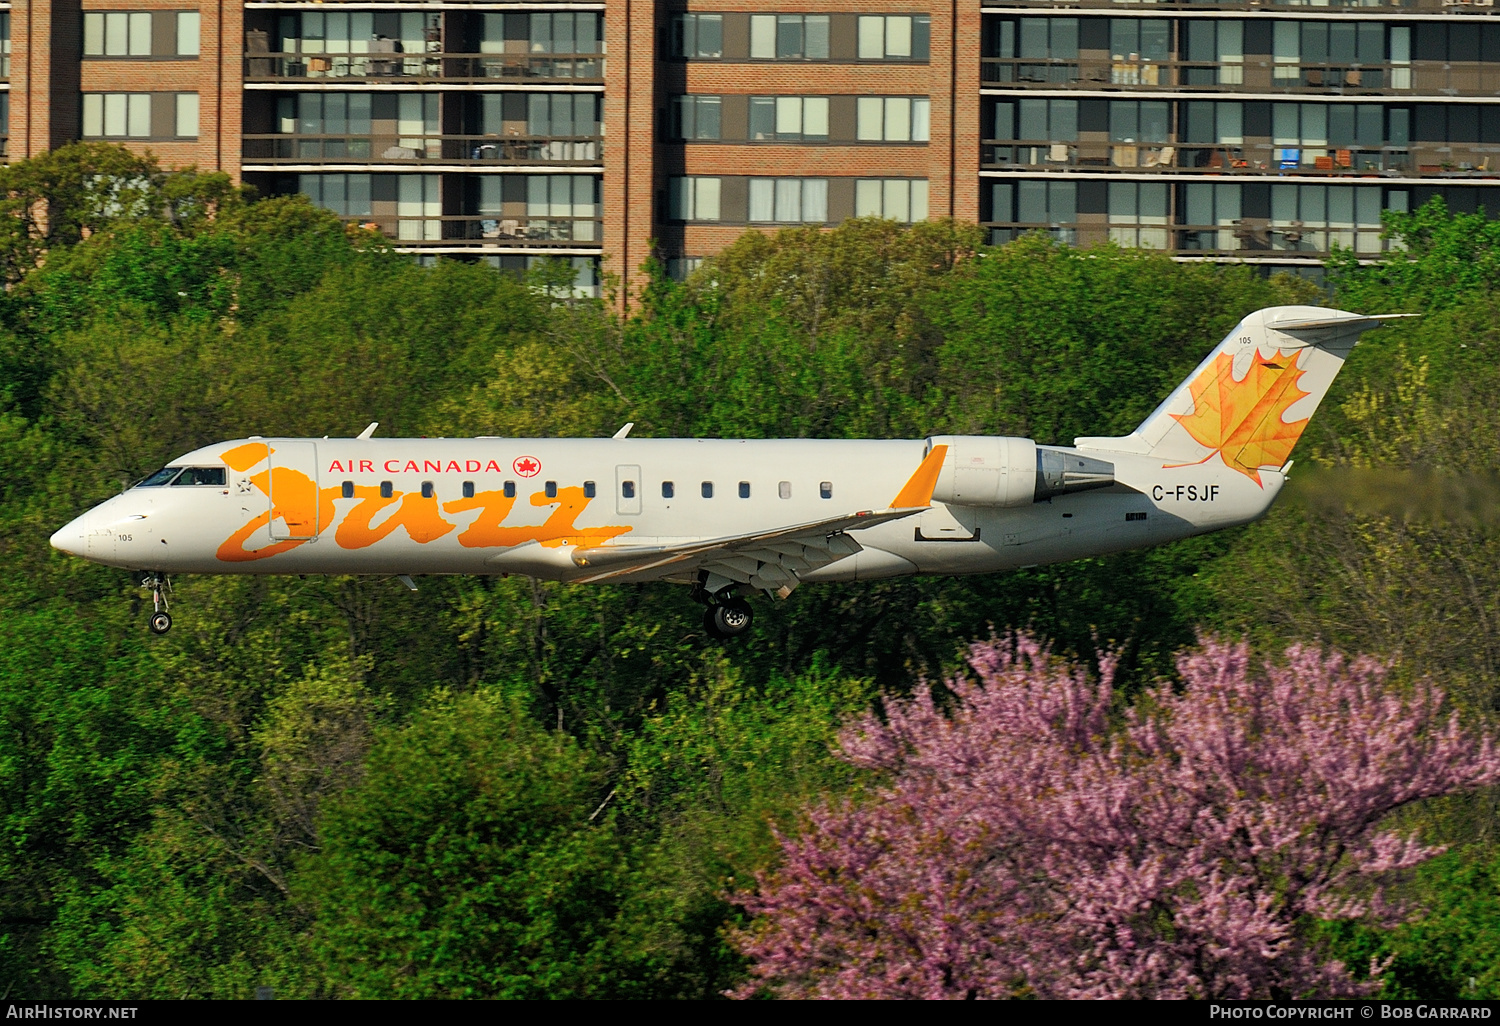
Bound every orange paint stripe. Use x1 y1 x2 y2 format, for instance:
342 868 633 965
890 444 948 509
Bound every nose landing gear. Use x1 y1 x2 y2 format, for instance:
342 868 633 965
141 572 172 634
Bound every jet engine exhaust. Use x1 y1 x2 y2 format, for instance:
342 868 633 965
1035 448 1115 502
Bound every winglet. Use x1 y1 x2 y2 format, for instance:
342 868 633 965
889 444 948 508
612 422 634 439
357 422 378 440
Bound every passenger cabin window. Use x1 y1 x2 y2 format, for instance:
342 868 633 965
702 481 714 498
137 467 182 487
622 480 636 498
342 481 354 499
584 481 596 498
778 481 792 499
380 481 393 498
462 481 475 498
820 481 833 499
739 481 751 498
662 481 674 498
421 482 434 498
171 466 226 486
544 480 558 498
504 481 516 498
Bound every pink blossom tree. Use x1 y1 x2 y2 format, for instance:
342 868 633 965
732 636 1500 1000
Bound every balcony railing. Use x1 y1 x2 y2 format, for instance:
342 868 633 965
979 0 1434 10
981 58 1500 95
242 134 603 166
982 221 1396 257
981 139 1500 176
344 214 604 247
245 52 604 84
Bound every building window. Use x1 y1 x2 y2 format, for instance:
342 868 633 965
674 96 723 141
177 12 200 56
528 93 599 138
750 14 830 60
1109 19 1169 63
297 173 373 217
83 11 198 58
526 12 602 54
82 92 198 139
1183 20 1244 86
1181 102 1245 146
280 93 374 137
666 257 704 281
1 12 12 78
992 99 1078 142
672 13 723 59
1108 182 1169 250
991 179 1079 237
1179 183 1243 252
176 93 199 138
857 15 931 61
749 96 829 141
1274 20 1393 86
1274 103 1389 152
668 177 721 221
855 179 929 223
1272 184 1386 255
856 97 931 143
1109 101 1170 144
748 178 829 224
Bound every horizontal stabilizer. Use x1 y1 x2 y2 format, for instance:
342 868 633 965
1264 312 1419 337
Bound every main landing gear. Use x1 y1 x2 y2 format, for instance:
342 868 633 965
703 597 754 639
693 574 754 639
140 572 172 634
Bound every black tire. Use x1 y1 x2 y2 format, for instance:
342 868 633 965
702 606 724 638
711 598 753 638
148 611 172 635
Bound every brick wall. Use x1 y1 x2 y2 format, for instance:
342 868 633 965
13 1 240 177
603 0 659 303
654 0 983 263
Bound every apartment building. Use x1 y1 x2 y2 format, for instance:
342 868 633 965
4 1 1500 293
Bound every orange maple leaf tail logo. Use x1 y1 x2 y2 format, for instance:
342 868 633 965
1169 351 1311 486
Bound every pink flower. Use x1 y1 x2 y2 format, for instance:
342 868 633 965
732 636 1500 1000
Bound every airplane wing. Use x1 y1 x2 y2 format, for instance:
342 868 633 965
568 506 922 588
570 443 950 592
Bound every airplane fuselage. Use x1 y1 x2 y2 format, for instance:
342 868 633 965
52 435 1278 583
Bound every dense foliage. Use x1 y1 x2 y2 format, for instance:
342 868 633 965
1 144 1498 998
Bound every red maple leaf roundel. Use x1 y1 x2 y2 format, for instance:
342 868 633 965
513 456 541 478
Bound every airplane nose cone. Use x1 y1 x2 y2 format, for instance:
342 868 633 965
50 513 89 557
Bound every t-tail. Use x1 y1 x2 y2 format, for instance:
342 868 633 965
1074 305 1412 484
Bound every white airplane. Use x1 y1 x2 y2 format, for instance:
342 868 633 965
51 306 1402 637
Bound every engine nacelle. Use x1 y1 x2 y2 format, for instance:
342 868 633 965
927 436 1116 507
927 435 1038 508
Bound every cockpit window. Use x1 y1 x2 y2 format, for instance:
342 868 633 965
137 467 183 487
170 467 227 486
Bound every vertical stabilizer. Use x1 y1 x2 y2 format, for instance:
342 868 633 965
1074 306 1409 485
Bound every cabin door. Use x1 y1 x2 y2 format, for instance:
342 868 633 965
267 441 320 540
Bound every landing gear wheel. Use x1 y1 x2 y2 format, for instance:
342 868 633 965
710 598 753 638
148 611 173 635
